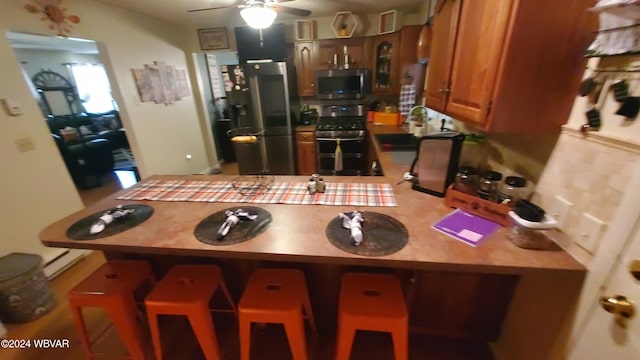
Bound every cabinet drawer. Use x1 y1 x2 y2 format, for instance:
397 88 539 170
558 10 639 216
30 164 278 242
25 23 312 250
296 131 315 142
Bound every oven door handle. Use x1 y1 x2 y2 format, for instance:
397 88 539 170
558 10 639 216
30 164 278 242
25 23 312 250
316 137 363 141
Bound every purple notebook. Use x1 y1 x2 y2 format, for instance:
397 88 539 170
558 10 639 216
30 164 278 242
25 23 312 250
432 209 501 247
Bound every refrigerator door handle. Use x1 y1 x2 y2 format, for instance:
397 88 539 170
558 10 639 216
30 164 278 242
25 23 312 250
248 75 265 130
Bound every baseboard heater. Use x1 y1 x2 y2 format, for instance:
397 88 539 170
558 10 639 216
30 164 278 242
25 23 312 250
43 249 89 279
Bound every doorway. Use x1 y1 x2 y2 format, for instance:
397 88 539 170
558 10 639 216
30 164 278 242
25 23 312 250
195 51 238 165
6 30 138 197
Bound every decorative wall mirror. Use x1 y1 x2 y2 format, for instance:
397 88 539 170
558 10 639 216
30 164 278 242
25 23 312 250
31 70 84 116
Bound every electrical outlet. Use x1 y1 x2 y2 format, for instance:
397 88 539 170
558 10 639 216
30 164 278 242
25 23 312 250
576 213 606 253
14 137 35 152
551 196 573 230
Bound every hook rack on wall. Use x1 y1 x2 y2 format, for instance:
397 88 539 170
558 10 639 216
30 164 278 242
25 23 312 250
589 67 640 73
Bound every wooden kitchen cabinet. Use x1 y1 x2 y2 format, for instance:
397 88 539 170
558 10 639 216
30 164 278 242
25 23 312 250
294 41 317 97
294 37 372 97
371 32 399 94
293 27 421 97
316 37 371 71
423 0 460 113
424 0 596 132
371 25 422 95
296 130 316 175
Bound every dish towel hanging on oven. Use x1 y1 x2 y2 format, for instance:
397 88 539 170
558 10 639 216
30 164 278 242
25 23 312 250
335 138 343 171
399 84 416 117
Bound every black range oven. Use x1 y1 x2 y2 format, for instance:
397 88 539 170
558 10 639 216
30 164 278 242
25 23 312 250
315 105 367 176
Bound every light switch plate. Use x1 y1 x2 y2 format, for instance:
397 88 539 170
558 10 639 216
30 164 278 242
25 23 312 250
2 98 23 116
576 213 606 253
551 196 573 230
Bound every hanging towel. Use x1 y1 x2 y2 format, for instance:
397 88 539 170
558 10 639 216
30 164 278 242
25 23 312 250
399 84 416 117
335 138 343 172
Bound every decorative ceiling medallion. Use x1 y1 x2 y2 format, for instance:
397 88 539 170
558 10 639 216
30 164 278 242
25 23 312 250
25 0 80 36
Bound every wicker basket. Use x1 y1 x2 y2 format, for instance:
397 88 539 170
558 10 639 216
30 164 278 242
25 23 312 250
0 253 56 323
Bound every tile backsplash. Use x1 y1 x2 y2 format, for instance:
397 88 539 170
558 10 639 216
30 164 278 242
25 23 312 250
489 128 639 264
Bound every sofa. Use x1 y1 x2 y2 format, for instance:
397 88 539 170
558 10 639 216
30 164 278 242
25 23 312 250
46 110 129 151
47 110 128 188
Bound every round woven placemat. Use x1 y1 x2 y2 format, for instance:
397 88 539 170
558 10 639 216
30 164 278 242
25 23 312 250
66 204 154 241
194 206 272 246
326 211 408 256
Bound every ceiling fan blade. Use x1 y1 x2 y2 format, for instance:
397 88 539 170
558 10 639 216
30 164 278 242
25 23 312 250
271 5 311 17
187 6 229 13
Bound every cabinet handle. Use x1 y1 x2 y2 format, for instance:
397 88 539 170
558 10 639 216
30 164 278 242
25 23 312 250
438 88 451 93
311 83 315 87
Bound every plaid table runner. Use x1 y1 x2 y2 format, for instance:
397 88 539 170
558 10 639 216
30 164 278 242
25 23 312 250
116 179 397 207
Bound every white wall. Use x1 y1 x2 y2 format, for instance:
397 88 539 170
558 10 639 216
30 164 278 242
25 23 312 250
0 0 211 259
0 31 82 261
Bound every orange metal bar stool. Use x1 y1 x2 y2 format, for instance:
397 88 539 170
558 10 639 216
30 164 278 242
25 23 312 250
144 264 236 360
238 268 318 360
335 272 408 360
67 260 155 360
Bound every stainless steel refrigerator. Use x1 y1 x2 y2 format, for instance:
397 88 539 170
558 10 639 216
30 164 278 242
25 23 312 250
223 62 297 175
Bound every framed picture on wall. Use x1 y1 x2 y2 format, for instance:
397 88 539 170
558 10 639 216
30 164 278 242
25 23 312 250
198 27 229 50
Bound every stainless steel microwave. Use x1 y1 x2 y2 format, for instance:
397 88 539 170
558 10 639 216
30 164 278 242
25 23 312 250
315 68 370 100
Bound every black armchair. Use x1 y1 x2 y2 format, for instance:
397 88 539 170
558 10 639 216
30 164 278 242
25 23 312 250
52 134 115 189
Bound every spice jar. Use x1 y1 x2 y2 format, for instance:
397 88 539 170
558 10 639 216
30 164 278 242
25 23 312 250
454 166 479 195
308 174 319 194
477 170 503 202
499 176 528 206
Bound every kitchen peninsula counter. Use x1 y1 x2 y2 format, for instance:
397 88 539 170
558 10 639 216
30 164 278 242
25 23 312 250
40 131 584 360
40 173 582 276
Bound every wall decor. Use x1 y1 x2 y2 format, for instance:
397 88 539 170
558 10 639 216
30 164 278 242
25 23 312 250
25 0 80 36
198 27 229 50
378 10 398 34
331 12 360 38
295 20 316 40
131 61 191 105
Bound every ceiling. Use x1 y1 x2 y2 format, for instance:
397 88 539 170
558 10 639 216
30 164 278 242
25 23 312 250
95 0 427 28
5 0 428 54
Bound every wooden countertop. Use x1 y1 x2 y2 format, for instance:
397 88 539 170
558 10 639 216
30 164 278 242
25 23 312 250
40 171 584 275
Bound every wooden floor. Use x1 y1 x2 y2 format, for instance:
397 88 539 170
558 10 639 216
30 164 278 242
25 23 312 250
1 163 495 359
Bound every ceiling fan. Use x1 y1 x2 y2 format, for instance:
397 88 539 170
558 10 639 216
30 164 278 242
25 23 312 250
188 0 312 18
189 0 311 29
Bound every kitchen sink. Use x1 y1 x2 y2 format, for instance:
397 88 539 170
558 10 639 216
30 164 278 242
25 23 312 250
374 133 419 152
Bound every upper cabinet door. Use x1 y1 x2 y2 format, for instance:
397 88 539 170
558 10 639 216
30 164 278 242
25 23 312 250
423 0 593 133
294 41 317 97
342 37 371 70
445 0 511 126
371 33 400 94
424 0 460 113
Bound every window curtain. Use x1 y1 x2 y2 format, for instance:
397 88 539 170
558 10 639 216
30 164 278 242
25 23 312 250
68 63 116 113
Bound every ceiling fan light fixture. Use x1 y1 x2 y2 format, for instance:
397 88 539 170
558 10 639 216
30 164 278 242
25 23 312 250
240 5 277 29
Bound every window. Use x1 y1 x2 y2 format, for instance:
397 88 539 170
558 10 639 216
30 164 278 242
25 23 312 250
68 63 116 113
